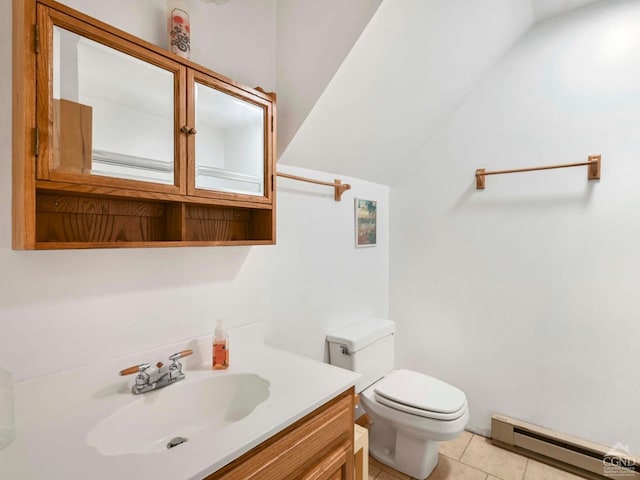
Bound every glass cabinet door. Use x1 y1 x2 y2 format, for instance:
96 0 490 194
38 7 186 193
188 72 272 201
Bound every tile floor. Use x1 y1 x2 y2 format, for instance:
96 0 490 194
367 431 587 480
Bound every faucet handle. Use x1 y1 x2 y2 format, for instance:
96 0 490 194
119 363 151 376
169 350 193 361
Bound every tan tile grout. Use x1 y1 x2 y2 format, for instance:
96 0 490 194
457 434 529 480
523 458 530 479
457 459 497 479
458 435 495 476
459 432 475 460
516 455 527 480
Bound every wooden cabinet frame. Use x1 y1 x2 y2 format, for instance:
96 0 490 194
13 0 276 249
187 69 274 206
35 5 188 196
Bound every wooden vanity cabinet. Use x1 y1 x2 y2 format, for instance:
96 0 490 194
206 388 355 480
13 0 276 249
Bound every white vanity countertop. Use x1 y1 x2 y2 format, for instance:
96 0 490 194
0 324 360 480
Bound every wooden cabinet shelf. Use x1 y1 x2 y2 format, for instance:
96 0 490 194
13 0 276 250
34 191 273 247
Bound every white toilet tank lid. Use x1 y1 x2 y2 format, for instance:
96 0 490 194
374 369 467 414
326 318 395 353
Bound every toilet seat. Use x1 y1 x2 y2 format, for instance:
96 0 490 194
372 369 467 420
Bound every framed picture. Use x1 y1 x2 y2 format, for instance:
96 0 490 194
355 198 377 247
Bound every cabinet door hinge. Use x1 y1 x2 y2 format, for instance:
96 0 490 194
271 115 274 132
34 24 40 54
34 127 40 157
271 174 274 191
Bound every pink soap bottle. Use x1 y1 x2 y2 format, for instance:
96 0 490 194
212 320 229 370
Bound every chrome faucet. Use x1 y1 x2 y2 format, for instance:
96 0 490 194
120 349 193 395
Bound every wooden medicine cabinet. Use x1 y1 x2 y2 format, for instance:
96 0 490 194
13 0 276 249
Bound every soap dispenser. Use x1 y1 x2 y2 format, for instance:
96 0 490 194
212 320 229 370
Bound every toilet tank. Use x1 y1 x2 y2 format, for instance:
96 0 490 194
326 318 395 392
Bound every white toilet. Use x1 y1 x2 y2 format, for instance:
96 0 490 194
327 318 469 480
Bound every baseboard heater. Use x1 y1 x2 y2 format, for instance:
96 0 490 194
492 414 639 480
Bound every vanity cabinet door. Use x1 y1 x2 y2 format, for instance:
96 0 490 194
300 442 353 480
36 5 187 195
206 389 354 480
186 70 274 205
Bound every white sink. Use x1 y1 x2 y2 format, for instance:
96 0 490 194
87 373 270 456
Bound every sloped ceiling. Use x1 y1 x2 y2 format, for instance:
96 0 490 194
531 0 601 22
276 0 383 156
278 0 535 184
277 0 604 184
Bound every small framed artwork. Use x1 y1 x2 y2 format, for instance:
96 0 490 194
355 198 377 247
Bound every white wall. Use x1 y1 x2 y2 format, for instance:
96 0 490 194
54 0 276 91
262 166 389 361
0 0 388 381
197 124 226 169
86 100 173 161
390 0 640 450
225 125 263 176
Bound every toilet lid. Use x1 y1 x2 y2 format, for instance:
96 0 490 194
374 394 467 420
373 369 467 415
